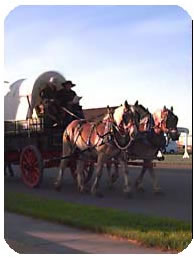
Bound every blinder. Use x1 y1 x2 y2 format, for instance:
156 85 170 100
166 111 178 130
165 110 180 141
122 106 139 128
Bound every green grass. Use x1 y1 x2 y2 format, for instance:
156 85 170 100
5 191 192 252
156 154 192 165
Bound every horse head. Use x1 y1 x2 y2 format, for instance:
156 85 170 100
134 100 151 132
153 106 180 141
164 106 180 141
113 100 139 142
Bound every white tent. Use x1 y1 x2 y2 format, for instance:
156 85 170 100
4 71 66 121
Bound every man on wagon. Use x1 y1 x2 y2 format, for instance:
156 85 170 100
39 78 84 128
55 80 84 126
39 77 62 126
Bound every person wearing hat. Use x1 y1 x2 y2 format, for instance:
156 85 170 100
40 76 58 100
56 80 83 107
39 77 62 126
55 80 84 126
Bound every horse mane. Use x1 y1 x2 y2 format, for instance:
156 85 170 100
135 103 150 120
152 108 165 127
112 105 125 125
138 104 148 113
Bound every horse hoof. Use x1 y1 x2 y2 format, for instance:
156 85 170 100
111 175 119 184
95 191 104 198
84 186 90 193
157 156 165 161
137 186 145 193
79 187 90 194
124 191 133 199
54 183 62 192
108 183 114 190
78 186 84 193
154 189 164 195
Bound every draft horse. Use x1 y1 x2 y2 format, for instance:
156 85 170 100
54 101 140 197
108 102 180 193
133 103 179 193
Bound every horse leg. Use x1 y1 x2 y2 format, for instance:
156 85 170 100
4 163 14 177
54 159 67 191
148 165 162 193
91 155 104 197
54 143 72 191
156 150 165 161
76 160 86 193
120 159 132 197
135 160 149 192
106 159 119 189
8 163 14 177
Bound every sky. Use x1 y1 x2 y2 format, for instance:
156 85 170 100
4 5 192 132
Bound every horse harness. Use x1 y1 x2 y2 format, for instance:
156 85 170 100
65 115 134 154
139 110 170 135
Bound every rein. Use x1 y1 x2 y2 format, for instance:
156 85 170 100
61 106 82 120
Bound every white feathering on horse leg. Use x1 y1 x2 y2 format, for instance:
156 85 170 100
157 150 163 158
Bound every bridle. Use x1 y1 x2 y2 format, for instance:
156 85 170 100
153 109 178 136
154 110 169 134
110 107 137 150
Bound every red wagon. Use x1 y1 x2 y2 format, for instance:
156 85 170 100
4 119 94 188
4 71 94 188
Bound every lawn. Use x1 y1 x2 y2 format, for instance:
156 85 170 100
156 154 192 165
5 191 192 253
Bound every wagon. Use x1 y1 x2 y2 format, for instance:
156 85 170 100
4 71 94 188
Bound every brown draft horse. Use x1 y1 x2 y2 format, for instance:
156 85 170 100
108 102 180 193
54 101 140 197
134 104 179 193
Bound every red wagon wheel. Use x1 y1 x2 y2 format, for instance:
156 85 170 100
20 145 43 188
70 160 94 184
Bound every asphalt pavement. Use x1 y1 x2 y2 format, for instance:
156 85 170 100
4 165 192 254
5 166 193 222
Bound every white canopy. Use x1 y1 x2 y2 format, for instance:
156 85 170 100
4 71 66 121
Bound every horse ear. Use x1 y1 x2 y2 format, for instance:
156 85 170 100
134 100 138 106
171 106 173 112
124 100 129 109
163 105 167 111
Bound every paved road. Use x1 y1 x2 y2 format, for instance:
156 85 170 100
5 165 192 222
5 212 164 254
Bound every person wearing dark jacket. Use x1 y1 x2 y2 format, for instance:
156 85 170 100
56 80 84 126
56 80 76 107
39 77 61 126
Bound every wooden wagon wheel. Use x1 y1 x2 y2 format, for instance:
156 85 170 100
20 145 43 188
70 160 94 184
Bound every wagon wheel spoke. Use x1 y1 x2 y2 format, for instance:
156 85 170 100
20 145 43 188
